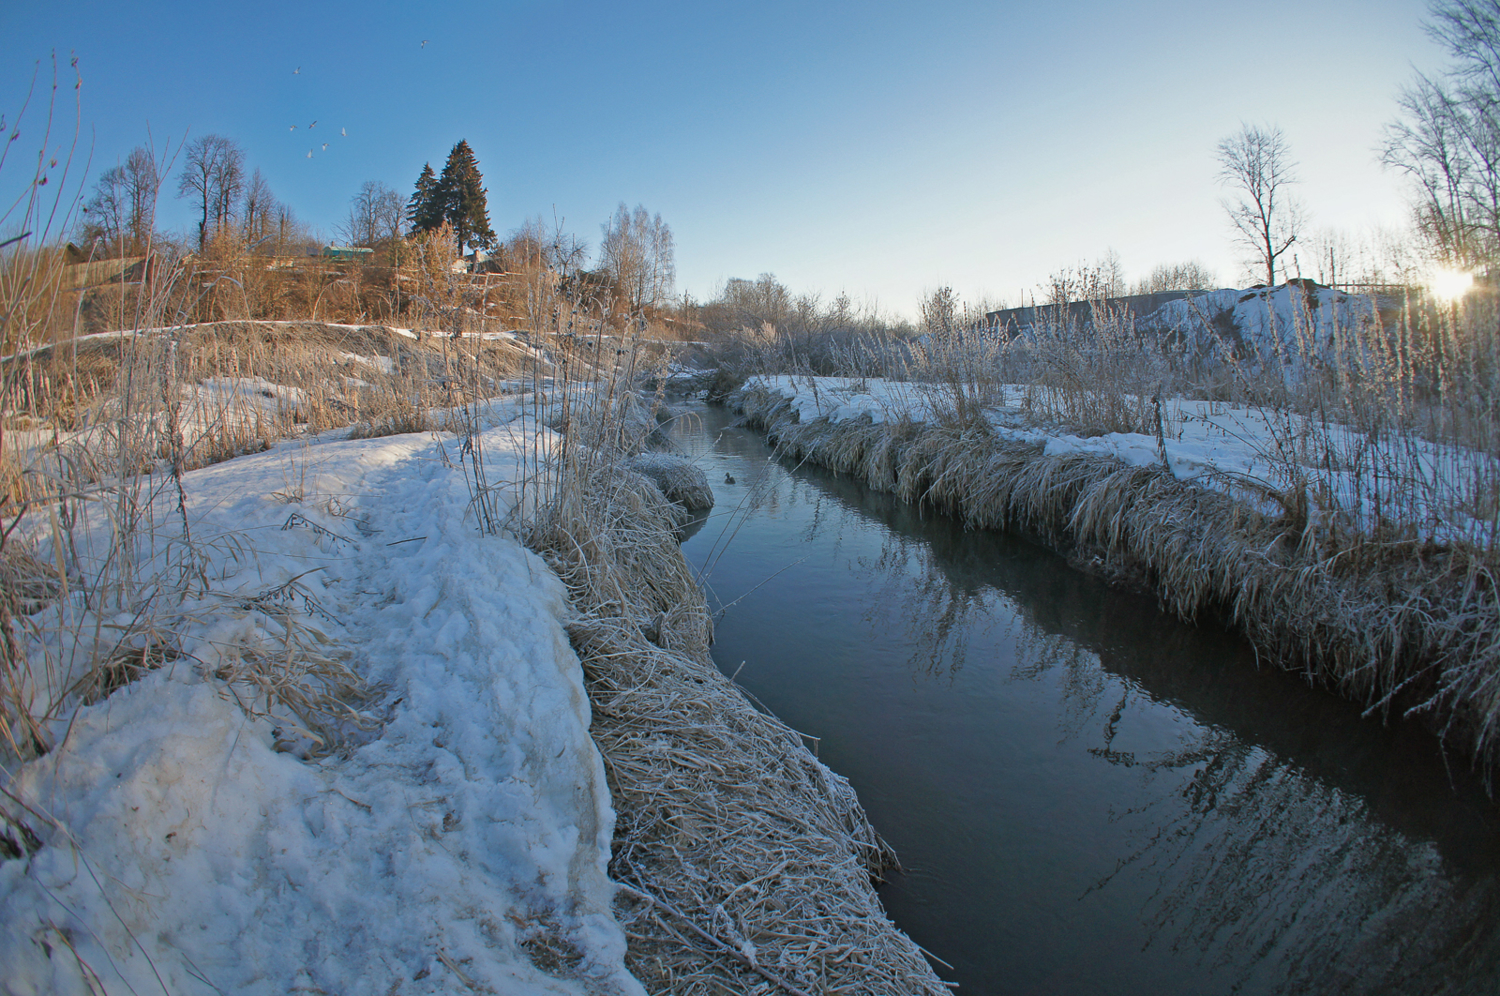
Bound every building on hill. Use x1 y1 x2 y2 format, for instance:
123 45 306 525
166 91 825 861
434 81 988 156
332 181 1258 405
985 290 1199 337
321 245 375 263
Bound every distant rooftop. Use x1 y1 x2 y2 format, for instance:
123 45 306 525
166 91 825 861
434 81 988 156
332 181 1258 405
321 245 375 260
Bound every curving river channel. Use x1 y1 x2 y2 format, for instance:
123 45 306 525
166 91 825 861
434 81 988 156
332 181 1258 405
667 403 1500 996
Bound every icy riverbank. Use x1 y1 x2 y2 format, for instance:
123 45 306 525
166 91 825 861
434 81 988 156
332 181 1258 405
732 375 1500 776
1 373 951 995
0 402 643 995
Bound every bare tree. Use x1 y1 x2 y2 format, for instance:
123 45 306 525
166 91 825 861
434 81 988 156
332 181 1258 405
176 134 245 251
274 202 307 253
1217 124 1304 285
1384 74 1484 262
1046 250 1127 304
80 146 160 254
1383 1 1500 265
122 147 161 251
716 273 792 328
513 214 590 284
599 203 675 312
1301 228 1405 287
241 168 281 248
1428 0 1500 95
340 180 403 248
1131 260 1217 295
543 220 590 279
80 166 125 252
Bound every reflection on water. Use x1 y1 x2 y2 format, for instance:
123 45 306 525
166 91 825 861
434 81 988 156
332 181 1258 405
669 405 1500 996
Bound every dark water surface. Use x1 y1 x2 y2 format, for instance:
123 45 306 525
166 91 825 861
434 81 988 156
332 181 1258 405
669 404 1500 996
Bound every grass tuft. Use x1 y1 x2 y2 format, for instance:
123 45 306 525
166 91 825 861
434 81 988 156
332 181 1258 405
735 377 1500 780
507 332 948 993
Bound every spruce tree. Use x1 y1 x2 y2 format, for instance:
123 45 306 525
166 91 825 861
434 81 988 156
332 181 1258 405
406 163 442 235
436 140 495 256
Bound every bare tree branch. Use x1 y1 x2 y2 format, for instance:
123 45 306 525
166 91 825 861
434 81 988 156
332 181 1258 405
1216 124 1304 285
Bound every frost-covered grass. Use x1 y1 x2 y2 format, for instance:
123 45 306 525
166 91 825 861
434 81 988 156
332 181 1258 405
0 307 946 994
711 282 1500 559
755 373 1500 549
0 398 645 994
0 303 643 993
731 318 1500 776
520 390 948 996
969 285 1500 554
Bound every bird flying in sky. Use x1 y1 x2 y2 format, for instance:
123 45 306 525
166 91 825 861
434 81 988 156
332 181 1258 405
293 67 301 74
341 127 347 137
322 143 328 150
306 149 313 159
289 125 296 131
421 40 428 48
309 121 317 129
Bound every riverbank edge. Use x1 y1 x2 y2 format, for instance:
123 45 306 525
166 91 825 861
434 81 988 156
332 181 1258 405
730 381 1500 779
526 462 951 994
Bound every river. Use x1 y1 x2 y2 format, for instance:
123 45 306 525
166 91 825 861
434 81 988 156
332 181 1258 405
667 403 1500 996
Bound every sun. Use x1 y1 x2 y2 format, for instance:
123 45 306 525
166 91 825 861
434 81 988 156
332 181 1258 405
1431 268 1474 301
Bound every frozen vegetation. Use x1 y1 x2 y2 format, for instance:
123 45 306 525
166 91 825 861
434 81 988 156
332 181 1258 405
0 320 949 995
715 281 1500 776
1 394 644 995
750 370 1495 548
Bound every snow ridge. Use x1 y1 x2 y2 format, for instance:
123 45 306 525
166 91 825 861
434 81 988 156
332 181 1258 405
1 409 644 996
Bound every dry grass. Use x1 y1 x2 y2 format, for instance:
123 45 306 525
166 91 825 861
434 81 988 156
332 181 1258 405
735 380 1500 780
203 570 377 758
0 76 947 993
6 320 535 431
495 324 946 993
706 281 1500 783
0 320 548 513
523 451 948 996
0 316 553 762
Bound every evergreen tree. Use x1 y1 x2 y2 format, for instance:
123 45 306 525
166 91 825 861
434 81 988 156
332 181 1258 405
406 163 443 235
436 140 495 255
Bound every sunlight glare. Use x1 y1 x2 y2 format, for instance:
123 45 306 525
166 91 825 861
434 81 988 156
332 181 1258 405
1431 268 1474 301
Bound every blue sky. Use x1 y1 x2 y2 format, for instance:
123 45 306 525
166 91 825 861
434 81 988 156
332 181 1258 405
1 0 1443 317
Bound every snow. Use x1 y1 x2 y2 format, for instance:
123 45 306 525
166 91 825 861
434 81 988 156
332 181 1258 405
0 399 645 996
1136 283 1386 382
984 283 1390 386
624 452 715 513
1 322 427 365
748 373 1497 546
339 350 398 374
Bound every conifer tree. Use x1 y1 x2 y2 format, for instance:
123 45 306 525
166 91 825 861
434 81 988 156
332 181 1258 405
436 140 495 256
406 163 443 235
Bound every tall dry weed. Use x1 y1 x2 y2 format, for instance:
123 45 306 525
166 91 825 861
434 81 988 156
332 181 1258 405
734 372 1500 780
496 325 947 994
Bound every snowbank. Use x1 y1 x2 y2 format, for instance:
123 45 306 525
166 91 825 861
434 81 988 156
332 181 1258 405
747 374 1495 547
625 452 715 513
0 402 644 995
1136 283 1385 381
731 374 1500 778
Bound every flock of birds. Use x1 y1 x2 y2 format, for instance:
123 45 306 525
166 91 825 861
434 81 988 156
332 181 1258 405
290 39 428 159
289 120 346 158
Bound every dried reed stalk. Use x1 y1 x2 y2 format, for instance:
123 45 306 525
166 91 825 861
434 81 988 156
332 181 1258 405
522 399 948 995
735 381 1500 782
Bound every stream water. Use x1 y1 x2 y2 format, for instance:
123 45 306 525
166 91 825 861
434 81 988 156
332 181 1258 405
667 404 1500 996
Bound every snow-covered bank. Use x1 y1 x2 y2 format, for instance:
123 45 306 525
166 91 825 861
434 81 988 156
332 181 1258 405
749 373 1496 548
731 375 1500 774
0 404 643 995
1 368 953 995
527 454 951 995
